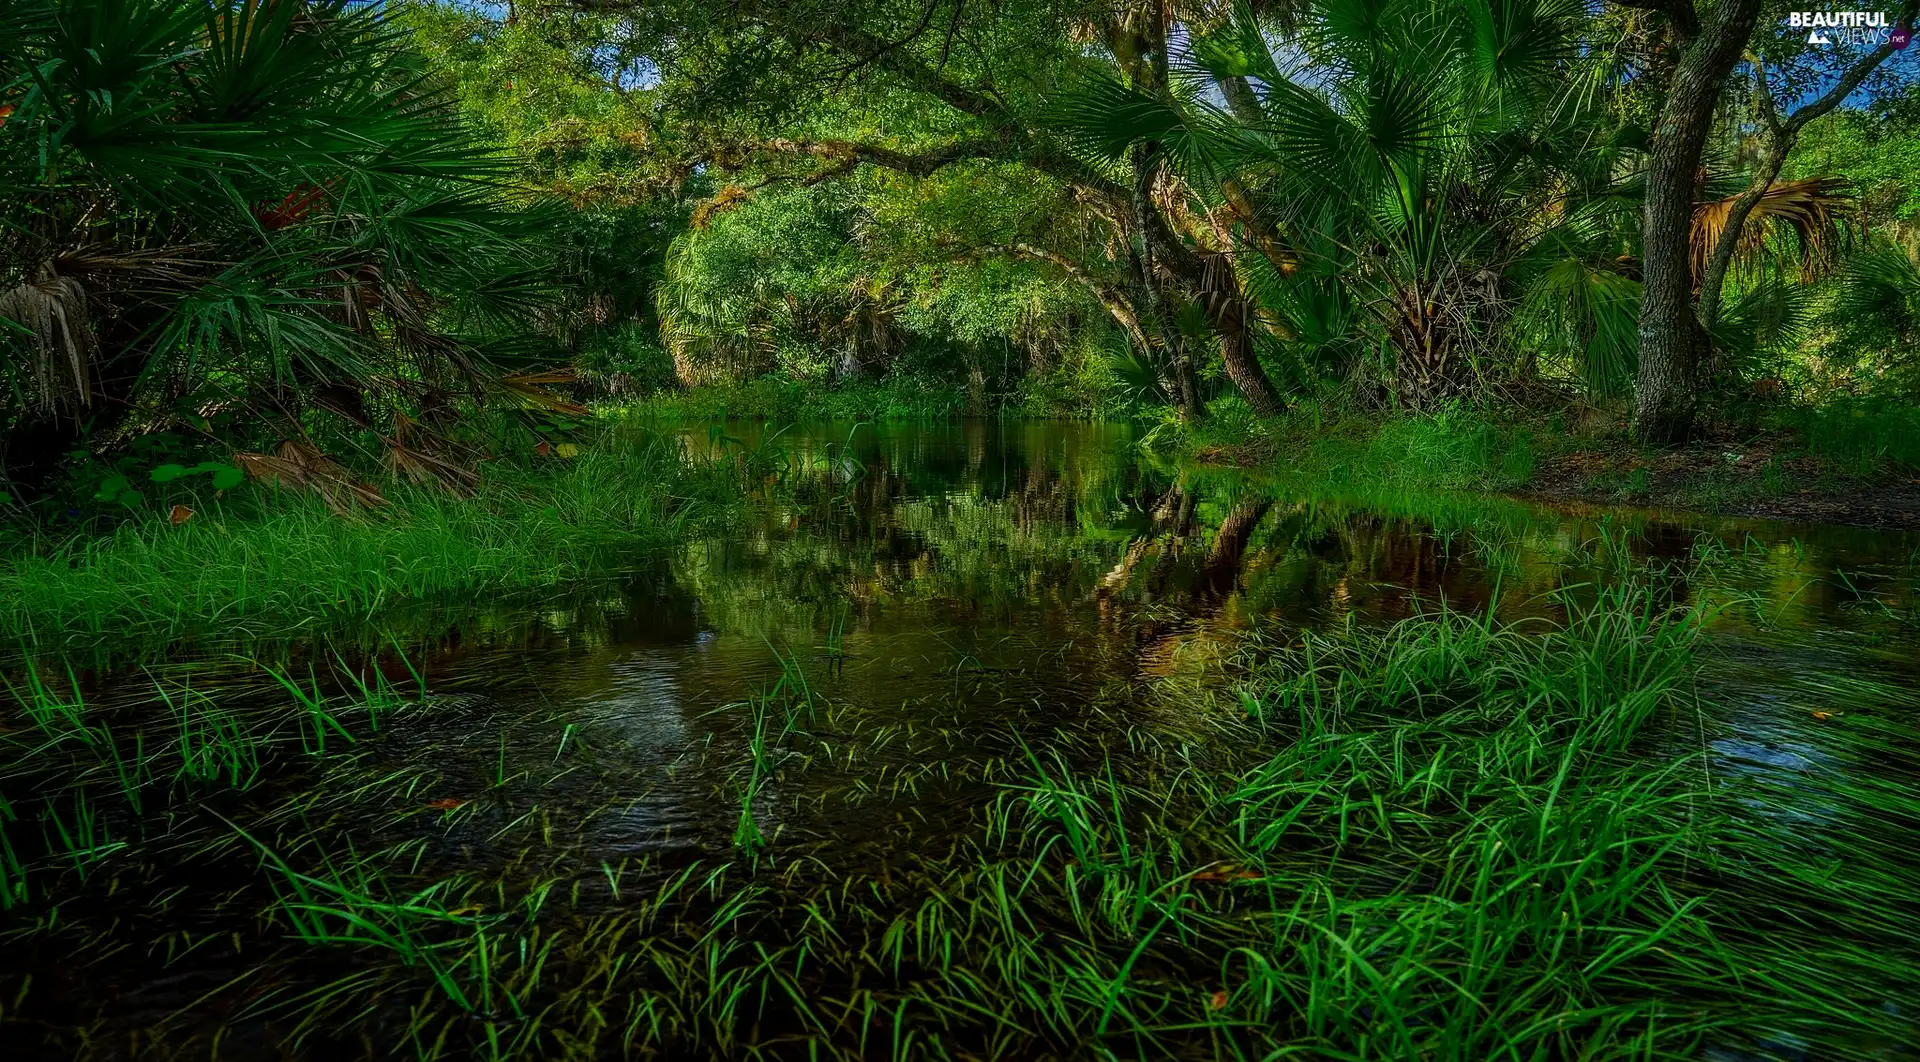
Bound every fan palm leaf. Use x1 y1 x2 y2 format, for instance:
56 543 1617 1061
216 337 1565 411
1 0 574 493
1828 244 1920 353
1691 176 1850 284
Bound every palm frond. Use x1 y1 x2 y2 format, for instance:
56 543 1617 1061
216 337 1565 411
0 269 95 412
1711 272 1819 370
1828 244 1920 351
234 440 386 513
1691 176 1851 283
1524 257 1641 397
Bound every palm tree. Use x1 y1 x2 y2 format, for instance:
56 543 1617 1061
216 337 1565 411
1058 0 1648 409
1 0 566 500
1820 242 1920 388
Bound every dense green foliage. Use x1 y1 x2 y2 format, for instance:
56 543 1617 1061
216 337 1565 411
0 0 605 517
6 0 1920 519
513 0 1916 430
7 7 1920 1056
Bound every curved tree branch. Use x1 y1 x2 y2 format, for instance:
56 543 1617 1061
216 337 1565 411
973 242 1152 358
1698 0 1917 329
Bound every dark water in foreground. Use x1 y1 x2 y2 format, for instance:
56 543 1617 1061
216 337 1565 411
6 420 1920 1055
405 419 1920 854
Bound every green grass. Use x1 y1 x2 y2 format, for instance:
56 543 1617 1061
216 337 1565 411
164 678 260 788
1779 395 1920 474
3 571 1915 1059
1162 399 1543 497
0 430 732 652
1173 396 1918 521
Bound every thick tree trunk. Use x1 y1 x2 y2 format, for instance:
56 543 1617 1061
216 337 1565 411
1131 143 1201 417
1201 262 1283 416
1631 0 1760 446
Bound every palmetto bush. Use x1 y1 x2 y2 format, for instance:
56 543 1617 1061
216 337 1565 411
1050 0 1645 407
0 0 570 501
1047 0 1868 411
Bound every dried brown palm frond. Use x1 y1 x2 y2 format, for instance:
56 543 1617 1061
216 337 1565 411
51 244 213 288
384 413 481 495
234 440 386 514
496 369 588 415
1691 176 1850 284
0 266 96 413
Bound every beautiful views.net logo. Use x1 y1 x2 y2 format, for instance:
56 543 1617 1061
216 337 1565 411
1783 10 1912 47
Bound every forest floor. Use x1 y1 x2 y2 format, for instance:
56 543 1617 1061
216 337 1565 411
1519 437 1920 531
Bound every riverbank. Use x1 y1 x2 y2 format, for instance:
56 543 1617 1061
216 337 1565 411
7 405 1915 660
1178 405 1920 531
1520 439 1920 530
5 418 1920 1059
0 431 732 653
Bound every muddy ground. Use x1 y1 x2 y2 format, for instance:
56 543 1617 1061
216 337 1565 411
1519 439 1920 531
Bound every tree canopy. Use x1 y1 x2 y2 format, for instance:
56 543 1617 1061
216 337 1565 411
4 0 1919 504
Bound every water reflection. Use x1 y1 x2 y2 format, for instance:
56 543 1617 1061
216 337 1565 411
314 420 1920 864
9 421 1920 1045
646 419 1916 679
27 421 1920 864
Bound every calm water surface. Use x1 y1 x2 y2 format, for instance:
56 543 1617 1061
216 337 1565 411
207 419 1910 875
235 421 1920 854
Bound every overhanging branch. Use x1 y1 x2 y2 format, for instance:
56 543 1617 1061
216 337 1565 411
717 2 1135 206
691 135 1019 224
973 242 1152 357
1782 1 1917 135
753 135 1014 177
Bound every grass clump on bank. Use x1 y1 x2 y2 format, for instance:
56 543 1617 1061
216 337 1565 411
1172 395 1920 527
5 574 1915 1058
0 431 729 651
1160 399 1544 497
1779 395 1920 474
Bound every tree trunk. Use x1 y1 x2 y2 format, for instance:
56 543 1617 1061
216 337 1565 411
1130 143 1201 417
1220 76 1262 124
1698 14 1913 332
1201 260 1283 416
1695 142 1784 335
1121 6 1202 419
1631 0 1760 446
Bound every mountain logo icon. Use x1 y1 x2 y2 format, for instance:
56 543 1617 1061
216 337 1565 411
1807 29 1831 43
